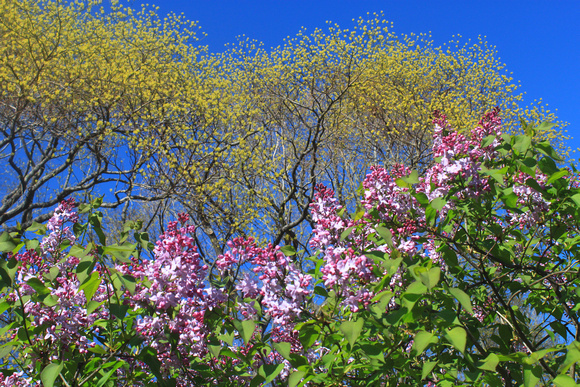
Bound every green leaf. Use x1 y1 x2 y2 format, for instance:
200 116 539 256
110 303 129 320
449 288 474 315
219 330 234 346
560 341 580 373
375 226 393 248
395 171 419 188
140 347 163 382
535 121 555 132
0 258 18 287
526 177 544 193
478 353 499 371
70 244 93 260
259 363 285 384
25 239 39 251
298 325 320 348
288 371 306 387
570 194 580 208
26 221 47 234
430 197 446 211
370 291 393 318
501 191 519 208
553 375 580 387
415 192 430 205
96 361 124 387
524 364 542 387
412 330 435 355
403 170 419 184
280 245 297 256
340 226 355 242
0 301 10 316
0 341 16 359
115 273 137 295
41 362 63 387
78 272 101 302
42 295 59 307
0 232 17 253
103 243 136 263
480 166 507 184
406 280 428 295
444 327 466 353
360 342 384 361
536 141 563 162
208 344 221 357
481 134 497 148
274 341 292 360
546 169 569 184
134 232 154 251
234 319 256 344
538 154 558 174
383 257 403 277
340 319 364 348
251 375 267 386
89 211 106 245
76 258 95 284
91 196 103 208
419 267 440 290
353 206 365 221
425 205 437 227
46 266 60 282
517 159 536 177
422 361 437 380
313 286 328 297
26 277 51 296
321 353 337 368
86 300 103 315
513 135 531 155
365 251 386 263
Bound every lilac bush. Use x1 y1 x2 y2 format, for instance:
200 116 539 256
1 111 579 386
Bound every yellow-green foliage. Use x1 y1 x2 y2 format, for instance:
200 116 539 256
0 3 567 254
212 14 566 248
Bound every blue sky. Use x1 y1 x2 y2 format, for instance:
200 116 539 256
154 0 579 153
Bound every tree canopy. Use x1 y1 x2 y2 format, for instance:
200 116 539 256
0 0 566 260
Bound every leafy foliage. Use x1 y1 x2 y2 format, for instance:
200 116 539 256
0 116 579 386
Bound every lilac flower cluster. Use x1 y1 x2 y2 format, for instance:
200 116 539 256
216 237 312 331
116 215 216 373
41 198 78 260
8 200 110 358
0 371 33 386
308 109 504 312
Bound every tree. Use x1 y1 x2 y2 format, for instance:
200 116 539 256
1 114 579 386
0 0 230 233
150 15 567 260
1 2 566 263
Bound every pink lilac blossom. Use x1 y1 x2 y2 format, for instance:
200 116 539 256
116 214 215 373
41 198 78 260
308 109 504 313
215 238 313 380
9 199 111 357
0 371 34 386
509 171 551 229
418 109 501 208
216 238 312 327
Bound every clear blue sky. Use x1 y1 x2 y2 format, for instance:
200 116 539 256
154 0 579 152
